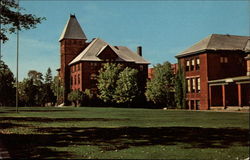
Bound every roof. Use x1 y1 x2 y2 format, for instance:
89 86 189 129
59 15 87 41
69 38 150 65
176 34 250 58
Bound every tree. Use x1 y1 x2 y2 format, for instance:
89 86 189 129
0 0 46 42
51 75 64 105
44 68 52 84
43 68 56 105
97 63 122 103
114 67 139 105
175 62 186 109
0 60 15 106
68 90 83 107
26 70 44 106
145 61 175 107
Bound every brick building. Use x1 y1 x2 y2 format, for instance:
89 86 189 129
58 15 149 104
176 34 250 110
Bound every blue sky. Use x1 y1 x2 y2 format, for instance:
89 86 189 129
2 1 249 80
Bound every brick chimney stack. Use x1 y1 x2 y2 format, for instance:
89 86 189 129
137 46 142 56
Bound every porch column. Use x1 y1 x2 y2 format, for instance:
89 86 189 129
188 100 191 110
222 85 226 108
209 85 212 107
237 84 242 107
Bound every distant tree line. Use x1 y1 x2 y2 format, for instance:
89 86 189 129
0 60 59 106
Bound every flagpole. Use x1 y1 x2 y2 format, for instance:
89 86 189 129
0 1 2 62
16 0 19 113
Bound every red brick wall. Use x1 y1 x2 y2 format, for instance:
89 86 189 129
60 39 88 103
179 53 209 110
207 51 247 80
70 63 82 91
178 51 247 110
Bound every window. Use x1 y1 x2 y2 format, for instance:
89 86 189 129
186 60 190 71
197 78 200 93
220 57 228 63
196 100 200 110
191 59 195 71
196 58 200 70
187 79 191 93
224 57 228 63
140 65 144 71
90 73 97 80
191 100 195 110
192 78 196 92
90 73 97 88
78 74 80 84
74 75 77 85
71 76 73 86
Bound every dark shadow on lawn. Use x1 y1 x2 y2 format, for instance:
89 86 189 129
0 109 76 113
1 126 249 159
0 117 129 123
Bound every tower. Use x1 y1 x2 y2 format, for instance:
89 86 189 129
59 14 88 104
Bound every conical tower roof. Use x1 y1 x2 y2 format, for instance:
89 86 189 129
59 14 87 41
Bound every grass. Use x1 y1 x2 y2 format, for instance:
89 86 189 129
0 106 249 159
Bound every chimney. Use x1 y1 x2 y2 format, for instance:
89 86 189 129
137 46 142 56
245 54 250 76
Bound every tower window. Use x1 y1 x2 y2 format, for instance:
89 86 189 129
71 76 73 86
74 75 77 85
78 74 80 84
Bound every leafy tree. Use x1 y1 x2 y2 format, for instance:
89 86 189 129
97 63 122 103
114 67 139 105
0 0 45 42
0 60 15 106
68 90 83 107
17 79 29 106
175 63 186 109
24 70 44 106
145 61 175 107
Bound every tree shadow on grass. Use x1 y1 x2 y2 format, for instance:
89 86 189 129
1 126 249 159
0 109 76 113
0 117 129 123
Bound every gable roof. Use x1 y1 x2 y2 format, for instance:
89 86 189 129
69 38 149 65
176 34 250 58
59 15 87 41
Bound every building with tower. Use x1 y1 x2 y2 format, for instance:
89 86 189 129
58 15 149 104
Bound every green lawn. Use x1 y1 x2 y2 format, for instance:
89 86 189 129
0 107 249 159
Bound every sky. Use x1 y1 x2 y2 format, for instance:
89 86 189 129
1 0 249 80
